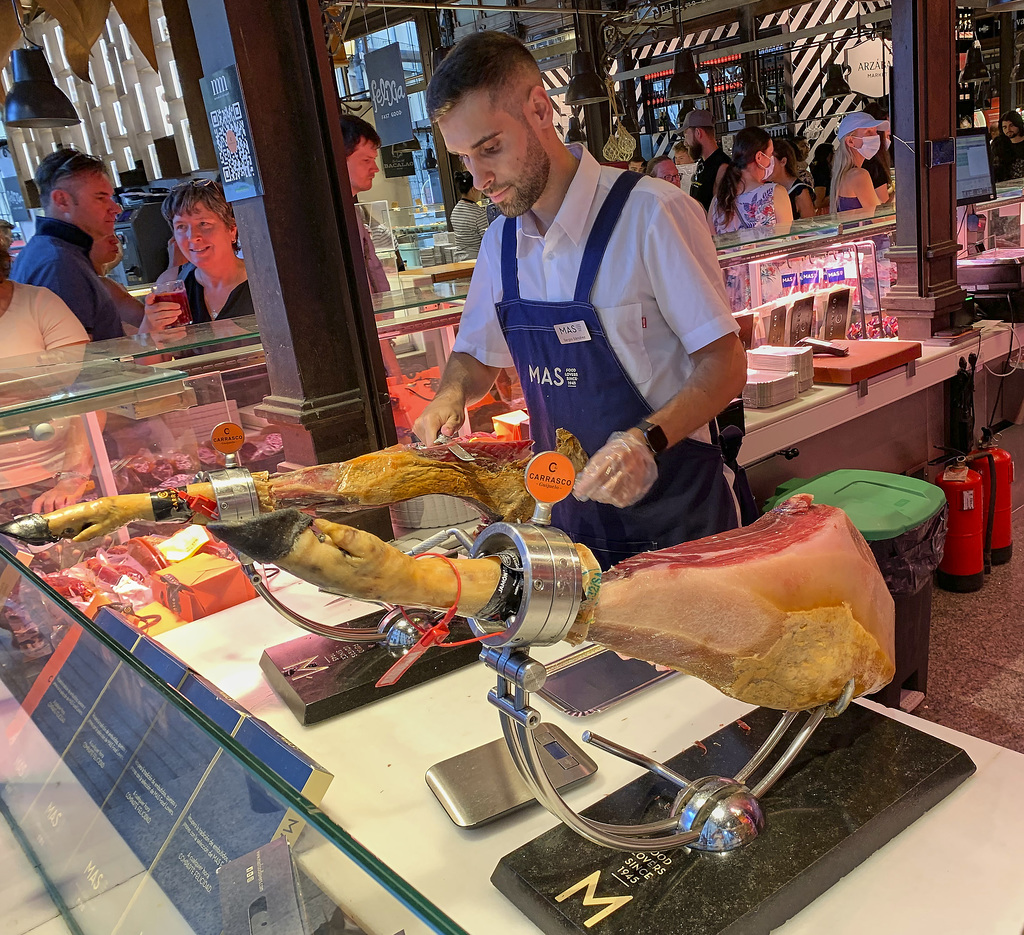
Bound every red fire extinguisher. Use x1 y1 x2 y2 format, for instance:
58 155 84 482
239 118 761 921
935 459 985 592
969 434 1014 566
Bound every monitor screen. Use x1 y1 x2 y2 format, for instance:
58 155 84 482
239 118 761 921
956 129 996 207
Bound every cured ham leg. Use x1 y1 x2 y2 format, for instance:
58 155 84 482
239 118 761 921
208 495 895 712
0 432 588 544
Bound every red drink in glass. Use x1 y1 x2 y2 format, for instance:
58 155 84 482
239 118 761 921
151 280 192 326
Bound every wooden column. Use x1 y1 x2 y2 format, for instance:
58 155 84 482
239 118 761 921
882 0 965 340
162 0 216 170
186 0 396 532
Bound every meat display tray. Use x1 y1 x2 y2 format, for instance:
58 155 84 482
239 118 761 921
811 340 922 385
493 704 974 935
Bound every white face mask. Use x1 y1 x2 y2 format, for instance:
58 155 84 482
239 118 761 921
761 154 776 182
855 135 881 159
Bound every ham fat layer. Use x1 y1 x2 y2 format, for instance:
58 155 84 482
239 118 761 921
588 494 896 710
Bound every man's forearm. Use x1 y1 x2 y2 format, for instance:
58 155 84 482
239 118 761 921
435 351 501 407
635 334 746 448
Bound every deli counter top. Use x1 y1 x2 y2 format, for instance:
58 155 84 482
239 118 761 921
155 569 1024 935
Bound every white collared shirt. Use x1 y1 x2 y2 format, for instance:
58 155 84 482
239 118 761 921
453 144 737 411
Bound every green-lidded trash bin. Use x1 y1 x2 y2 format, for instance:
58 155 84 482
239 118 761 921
766 470 948 710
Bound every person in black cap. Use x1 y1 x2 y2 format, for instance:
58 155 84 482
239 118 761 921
680 109 730 212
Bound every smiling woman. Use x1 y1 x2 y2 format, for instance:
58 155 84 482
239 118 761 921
141 179 252 332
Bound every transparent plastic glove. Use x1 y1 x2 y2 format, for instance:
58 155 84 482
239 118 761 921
573 431 658 508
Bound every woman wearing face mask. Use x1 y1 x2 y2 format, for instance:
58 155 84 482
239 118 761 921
707 127 793 235
831 112 889 214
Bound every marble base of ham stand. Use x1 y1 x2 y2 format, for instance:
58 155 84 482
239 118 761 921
493 704 975 935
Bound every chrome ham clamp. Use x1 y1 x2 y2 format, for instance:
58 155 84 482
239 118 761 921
466 452 857 853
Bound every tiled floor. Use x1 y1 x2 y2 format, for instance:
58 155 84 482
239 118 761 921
914 509 1024 754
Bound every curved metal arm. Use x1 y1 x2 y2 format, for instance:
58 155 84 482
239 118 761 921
243 564 387 643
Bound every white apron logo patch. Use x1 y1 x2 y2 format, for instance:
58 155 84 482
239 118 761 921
554 320 591 344
528 365 579 387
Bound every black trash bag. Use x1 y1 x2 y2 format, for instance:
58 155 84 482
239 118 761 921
867 505 948 596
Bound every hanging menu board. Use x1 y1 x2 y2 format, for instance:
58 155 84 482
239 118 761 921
365 42 414 147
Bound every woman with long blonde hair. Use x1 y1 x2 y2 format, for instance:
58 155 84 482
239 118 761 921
831 112 889 213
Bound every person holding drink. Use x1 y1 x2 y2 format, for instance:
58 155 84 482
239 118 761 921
143 179 252 332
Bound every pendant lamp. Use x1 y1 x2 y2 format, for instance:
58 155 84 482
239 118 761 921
740 67 766 115
665 50 706 101
393 135 421 153
3 0 80 129
823 63 853 99
960 42 989 84
564 114 586 144
424 147 437 169
1011 47 1024 83
565 51 607 106
617 93 641 135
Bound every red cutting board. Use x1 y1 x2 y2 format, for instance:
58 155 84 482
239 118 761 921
812 340 922 385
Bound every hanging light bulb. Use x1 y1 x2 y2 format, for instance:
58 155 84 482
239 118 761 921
3 0 80 129
823 63 853 99
666 50 706 101
564 114 586 144
565 51 607 106
960 42 989 84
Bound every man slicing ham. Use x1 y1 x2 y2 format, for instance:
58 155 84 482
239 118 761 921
414 32 749 568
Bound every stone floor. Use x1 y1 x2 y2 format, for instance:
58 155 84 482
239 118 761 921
914 509 1024 754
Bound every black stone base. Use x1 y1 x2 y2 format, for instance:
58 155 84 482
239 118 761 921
493 704 975 935
259 615 481 724
936 569 985 592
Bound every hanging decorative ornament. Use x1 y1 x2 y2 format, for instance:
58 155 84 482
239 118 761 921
602 81 636 162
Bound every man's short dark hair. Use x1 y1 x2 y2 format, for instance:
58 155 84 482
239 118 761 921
426 31 542 121
340 113 381 157
36 148 108 204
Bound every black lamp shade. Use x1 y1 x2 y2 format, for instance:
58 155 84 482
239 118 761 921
393 136 421 153
666 51 706 101
617 93 641 135
1012 48 1024 83
564 114 586 144
4 47 80 129
740 76 766 114
960 43 990 84
565 52 607 106
823 63 853 99
424 147 437 169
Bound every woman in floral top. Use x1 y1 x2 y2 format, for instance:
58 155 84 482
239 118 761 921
708 127 793 235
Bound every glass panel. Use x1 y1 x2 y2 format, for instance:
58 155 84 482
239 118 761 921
0 354 188 428
373 282 470 316
0 546 466 935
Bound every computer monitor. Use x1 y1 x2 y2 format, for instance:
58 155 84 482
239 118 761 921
956 129 996 207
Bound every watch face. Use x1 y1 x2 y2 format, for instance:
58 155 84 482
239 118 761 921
640 421 667 455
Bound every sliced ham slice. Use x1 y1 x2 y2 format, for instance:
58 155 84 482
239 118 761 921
583 494 896 710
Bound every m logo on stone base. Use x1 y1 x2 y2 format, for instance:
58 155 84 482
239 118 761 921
555 870 632 928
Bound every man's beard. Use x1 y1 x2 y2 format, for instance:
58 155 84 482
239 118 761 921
687 142 702 162
489 129 551 218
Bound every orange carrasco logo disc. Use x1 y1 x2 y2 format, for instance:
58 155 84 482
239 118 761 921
525 452 576 504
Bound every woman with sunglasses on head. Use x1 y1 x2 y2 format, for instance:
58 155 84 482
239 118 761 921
143 179 252 332
707 127 793 234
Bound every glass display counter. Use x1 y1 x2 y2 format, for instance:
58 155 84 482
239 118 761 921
0 545 466 935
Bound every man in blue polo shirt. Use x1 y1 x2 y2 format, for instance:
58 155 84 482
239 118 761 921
12 149 123 341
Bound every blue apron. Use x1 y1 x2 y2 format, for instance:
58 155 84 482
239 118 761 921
496 172 739 569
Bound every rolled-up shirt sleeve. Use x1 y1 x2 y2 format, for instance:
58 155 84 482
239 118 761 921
642 192 738 354
451 224 515 368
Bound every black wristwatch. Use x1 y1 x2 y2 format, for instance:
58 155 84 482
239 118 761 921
635 419 668 456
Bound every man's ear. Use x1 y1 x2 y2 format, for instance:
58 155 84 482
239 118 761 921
523 83 553 131
49 188 73 213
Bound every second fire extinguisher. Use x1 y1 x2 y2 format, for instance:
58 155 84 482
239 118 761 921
969 431 1013 566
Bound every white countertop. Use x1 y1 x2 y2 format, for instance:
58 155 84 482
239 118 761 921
157 575 1024 935
740 323 1017 465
